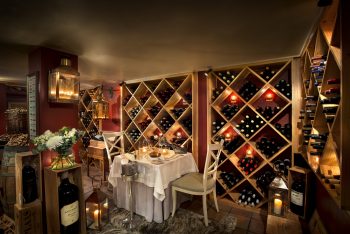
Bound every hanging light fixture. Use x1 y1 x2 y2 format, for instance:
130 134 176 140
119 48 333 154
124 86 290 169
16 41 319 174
48 58 80 103
92 87 110 133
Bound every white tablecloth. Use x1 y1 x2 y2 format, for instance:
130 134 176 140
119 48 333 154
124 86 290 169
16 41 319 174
108 153 198 222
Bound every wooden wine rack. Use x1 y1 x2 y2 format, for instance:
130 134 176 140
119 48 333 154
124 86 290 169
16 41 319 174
121 74 195 157
208 60 293 208
296 0 350 209
78 86 101 162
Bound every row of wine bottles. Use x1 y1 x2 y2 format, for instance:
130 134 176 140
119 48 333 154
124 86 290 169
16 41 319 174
274 158 291 176
212 121 225 134
156 88 175 104
238 81 259 102
171 107 186 119
181 117 192 134
274 123 291 140
129 106 142 119
275 79 291 99
158 116 174 132
221 104 240 120
138 118 152 131
238 188 260 207
256 170 276 194
122 94 132 106
215 70 237 85
148 105 161 117
256 106 280 120
236 114 265 139
237 156 260 175
127 129 141 142
220 171 241 189
256 137 282 158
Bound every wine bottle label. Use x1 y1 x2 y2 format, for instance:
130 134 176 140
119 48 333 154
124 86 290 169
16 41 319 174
60 200 79 227
291 190 303 206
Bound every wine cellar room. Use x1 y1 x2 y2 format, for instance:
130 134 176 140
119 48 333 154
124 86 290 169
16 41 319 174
0 0 349 233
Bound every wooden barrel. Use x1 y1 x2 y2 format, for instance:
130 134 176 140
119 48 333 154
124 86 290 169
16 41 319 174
0 145 29 218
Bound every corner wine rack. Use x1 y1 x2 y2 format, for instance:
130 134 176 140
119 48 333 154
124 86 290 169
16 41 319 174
297 0 349 209
78 86 101 162
209 60 293 208
121 74 194 154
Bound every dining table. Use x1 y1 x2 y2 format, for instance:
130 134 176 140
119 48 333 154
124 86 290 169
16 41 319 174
108 149 198 223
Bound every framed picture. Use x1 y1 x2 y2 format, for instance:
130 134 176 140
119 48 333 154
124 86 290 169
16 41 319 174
27 72 39 140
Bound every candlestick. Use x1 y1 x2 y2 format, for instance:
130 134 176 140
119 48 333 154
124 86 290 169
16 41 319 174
176 132 182 138
103 201 108 209
274 198 282 215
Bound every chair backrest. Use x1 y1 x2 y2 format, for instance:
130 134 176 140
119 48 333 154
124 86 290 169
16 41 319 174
102 131 124 166
203 140 224 192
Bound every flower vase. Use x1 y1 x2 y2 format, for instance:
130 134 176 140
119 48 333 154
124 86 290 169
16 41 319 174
51 149 75 170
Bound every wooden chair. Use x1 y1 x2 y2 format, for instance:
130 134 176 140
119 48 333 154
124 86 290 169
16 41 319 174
102 131 124 167
171 140 224 226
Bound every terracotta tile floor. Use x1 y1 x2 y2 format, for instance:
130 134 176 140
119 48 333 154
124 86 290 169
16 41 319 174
83 165 267 233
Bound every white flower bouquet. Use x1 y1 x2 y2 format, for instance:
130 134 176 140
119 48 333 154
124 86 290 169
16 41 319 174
33 127 83 169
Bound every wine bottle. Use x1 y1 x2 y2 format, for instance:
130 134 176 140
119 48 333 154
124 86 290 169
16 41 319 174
22 164 38 204
327 78 340 84
320 96 340 104
59 172 80 234
290 176 305 216
324 88 340 95
322 107 337 114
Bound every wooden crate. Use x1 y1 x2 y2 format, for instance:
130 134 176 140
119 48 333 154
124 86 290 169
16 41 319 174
15 151 42 205
44 165 86 234
14 199 42 234
288 166 311 219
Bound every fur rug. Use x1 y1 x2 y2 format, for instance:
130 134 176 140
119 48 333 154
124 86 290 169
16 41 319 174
88 208 237 234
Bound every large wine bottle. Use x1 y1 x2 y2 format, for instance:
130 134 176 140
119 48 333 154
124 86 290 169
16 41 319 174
59 172 80 234
22 164 38 204
290 176 305 217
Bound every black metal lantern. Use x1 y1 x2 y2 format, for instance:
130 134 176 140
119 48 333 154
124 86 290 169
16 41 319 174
85 187 109 230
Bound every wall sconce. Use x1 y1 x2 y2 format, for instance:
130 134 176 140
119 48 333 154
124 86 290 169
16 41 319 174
92 87 109 133
204 68 213 77
265 91 275 102
48 58 79 103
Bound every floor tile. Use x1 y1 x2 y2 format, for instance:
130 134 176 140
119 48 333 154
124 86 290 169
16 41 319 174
233 227 248 234
248 218 266 234
235 214 251 230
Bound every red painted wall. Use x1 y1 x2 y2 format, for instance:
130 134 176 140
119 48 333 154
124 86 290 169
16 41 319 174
0 84 7 134
28 47 79 166
101 83 121 132
197 72 208 172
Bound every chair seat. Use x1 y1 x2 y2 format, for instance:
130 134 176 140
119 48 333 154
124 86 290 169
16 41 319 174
172 172 215 192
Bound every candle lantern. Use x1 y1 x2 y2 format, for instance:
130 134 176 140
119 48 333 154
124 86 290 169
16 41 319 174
268 172 288 217
85 186 109 230
92 88 110 133
48 58 80 103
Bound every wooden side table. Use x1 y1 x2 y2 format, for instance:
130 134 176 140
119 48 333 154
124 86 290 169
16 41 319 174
87 140 107 181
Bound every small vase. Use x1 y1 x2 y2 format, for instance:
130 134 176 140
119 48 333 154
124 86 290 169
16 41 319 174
51 150 75 170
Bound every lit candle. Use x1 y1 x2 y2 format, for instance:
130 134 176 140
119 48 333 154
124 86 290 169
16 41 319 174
274 198 282 215
265 92 274 101
154 135 159 140
86 207 89 213
246 149 252 156
162 149 167 154
225 133 231 141
176 132 182 138
103 201 108 209
94 209 100 227
230 95 237 103
142 147 147 153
